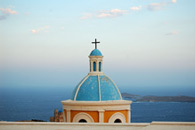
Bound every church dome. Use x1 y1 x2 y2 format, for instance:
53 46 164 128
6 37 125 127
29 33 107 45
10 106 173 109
71 39 122 101
90 49 102 56
71 75 122 101
62 39 132 124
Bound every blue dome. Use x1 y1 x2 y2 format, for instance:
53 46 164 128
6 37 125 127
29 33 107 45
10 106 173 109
71 75 122 101
90 49 102 56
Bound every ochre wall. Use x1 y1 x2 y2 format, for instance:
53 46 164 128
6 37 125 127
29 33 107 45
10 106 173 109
65 109 128 123
104 110 128 123
71 110 99 122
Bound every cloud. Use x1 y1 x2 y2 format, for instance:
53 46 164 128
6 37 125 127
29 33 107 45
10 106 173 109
166 31 179 35
80 9 128 19
147 3 168 11
97 9 128 18
0 8 18 14
31 29 39 34
172 0 177 3
81 13 93 20
31 26 50 34
130 6 142 11
146 0 176 11
0 8 18 20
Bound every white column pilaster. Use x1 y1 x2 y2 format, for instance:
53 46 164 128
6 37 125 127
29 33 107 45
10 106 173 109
90 61 93 72
67 109 71 122
96 61 98 72
127 109 130 123
63 110 65 122
100 60 102 72
98 110 105 123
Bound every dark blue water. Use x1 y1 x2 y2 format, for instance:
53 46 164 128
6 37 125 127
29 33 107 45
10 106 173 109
132 102 195 122
0 87 195 122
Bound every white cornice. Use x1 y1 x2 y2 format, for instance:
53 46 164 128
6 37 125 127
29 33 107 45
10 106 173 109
89 56 103 58
61 100 131 111
61 100 132 105
88 72 104 76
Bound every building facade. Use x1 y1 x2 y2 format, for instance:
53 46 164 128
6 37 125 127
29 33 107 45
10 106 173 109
50 109 64 122
61 39 132 123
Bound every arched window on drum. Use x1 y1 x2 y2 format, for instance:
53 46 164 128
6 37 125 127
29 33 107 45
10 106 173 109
99 62 101 72
93 62 96 71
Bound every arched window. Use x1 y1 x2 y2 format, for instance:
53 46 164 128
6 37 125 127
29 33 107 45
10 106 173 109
108 112 126 123
114 119 122 123
73 113 94 123
79 119 87 123
99 62 101 72
93 62 96 71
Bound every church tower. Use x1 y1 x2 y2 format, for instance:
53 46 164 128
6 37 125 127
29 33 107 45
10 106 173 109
61 39 132 123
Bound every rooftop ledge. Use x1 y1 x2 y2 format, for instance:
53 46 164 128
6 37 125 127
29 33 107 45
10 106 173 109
0 121 195 126
1 121 195 130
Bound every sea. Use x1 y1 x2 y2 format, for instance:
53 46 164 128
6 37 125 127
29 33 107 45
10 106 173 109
0 87 195 122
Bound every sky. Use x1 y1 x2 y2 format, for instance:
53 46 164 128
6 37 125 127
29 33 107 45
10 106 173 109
0 0 195 96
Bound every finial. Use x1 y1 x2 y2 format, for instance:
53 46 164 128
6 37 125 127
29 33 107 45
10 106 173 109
92 38 100 49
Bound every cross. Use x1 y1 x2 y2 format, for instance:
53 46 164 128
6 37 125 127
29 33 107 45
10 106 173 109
92 38 100 49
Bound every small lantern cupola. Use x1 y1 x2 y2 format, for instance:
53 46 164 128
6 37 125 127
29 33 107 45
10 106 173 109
89 39 103 75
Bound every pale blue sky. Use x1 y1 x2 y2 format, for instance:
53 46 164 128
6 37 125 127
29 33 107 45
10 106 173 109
0 0 195 95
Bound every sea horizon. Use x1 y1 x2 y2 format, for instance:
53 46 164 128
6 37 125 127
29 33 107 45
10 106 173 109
0 87 195 122
1 86 195 97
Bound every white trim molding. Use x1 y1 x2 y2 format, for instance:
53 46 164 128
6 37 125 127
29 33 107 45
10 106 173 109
97 74 101 101
74 75 89 101
105 75 122 100
108 112 126 123
73 112 94 123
